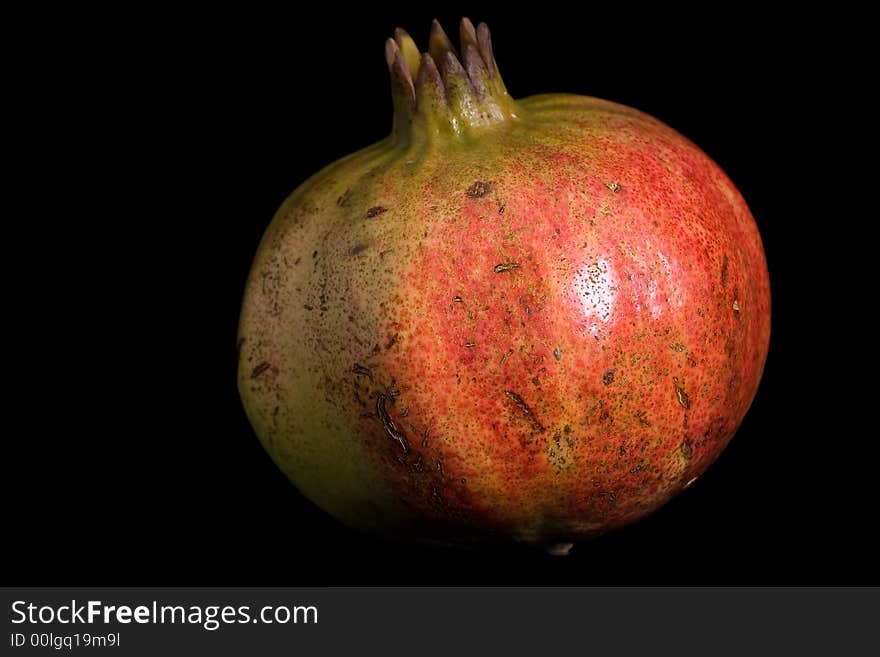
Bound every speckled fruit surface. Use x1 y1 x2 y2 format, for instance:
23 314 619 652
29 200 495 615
237 19 770 549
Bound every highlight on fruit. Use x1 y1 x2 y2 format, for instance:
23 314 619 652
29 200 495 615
237 18 771 554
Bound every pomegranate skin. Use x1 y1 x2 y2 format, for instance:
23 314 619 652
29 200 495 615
238 21 770 547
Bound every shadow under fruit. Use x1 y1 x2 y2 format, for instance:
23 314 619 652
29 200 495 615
237 18 771 553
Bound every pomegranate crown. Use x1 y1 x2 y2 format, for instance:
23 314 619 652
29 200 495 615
385 18 520 141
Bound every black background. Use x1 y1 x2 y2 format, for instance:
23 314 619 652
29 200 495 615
8 5 873 585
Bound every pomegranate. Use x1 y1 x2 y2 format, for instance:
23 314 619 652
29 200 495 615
237 18 770 552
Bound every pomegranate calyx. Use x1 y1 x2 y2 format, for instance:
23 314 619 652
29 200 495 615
385 18 520 142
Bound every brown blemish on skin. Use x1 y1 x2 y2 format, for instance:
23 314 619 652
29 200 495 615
348 243 368 257
250 362 271 379
493 262 520 273
681 439 693 460
500 348 513 365
673 377 691 409
466 181 494 198
553 347 561 361
721 253 729 287
670 342 687 352
504 390 545 432
603 369 615 385
337 188 352 207
366 206 388 218
634 409 651 426
724 336 736 357
385 333 399 350
353 364 373 379
604 181 622 193
728 374 742 393
430 485 447 509
236 337 245 353
376 393 408 452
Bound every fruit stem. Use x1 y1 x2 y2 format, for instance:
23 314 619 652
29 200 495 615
546 542 574 557
385 18 521 143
